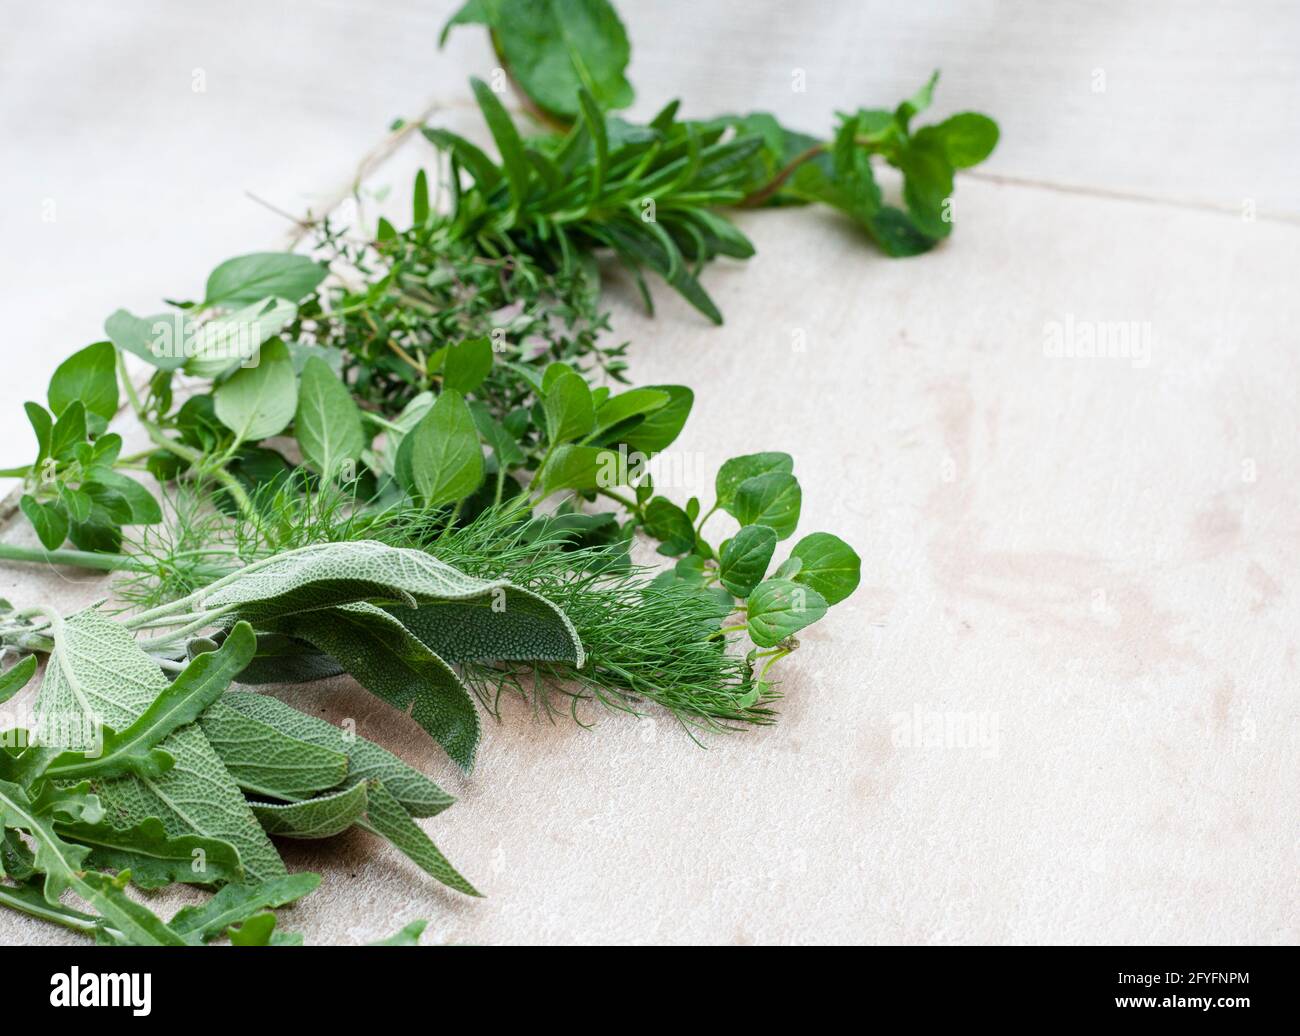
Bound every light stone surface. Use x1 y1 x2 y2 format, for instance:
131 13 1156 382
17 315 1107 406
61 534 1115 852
0 0 1296 945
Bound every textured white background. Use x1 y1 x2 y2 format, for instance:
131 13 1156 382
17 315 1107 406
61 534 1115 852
0 1 1297 944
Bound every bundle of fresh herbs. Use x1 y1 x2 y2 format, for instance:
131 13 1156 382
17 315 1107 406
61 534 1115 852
0 0 999 945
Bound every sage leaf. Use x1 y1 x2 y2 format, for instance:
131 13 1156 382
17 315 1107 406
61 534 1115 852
361 778 479 896
718 524 777 597
251 782 370 839
214 337 298 443
746 578 828 648
388 585 584 667
200 700 349 801
34 610 284 883
221 692 454 818
39 622 256 784
295 355 365 481
261 602 481 772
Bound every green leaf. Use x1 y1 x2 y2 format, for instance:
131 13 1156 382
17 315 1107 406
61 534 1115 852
915 112 999 168
251 782 371 839
73 869 189 945
898 136 955 239
48 400 86 460
0 656 37 706
34 610 285 883
53 816 244 890
729 471 801 540
896 70 940 129
295 355 365 480
442 336 494 394
219 692 454 818
362 778 478 896
203 253 327 308
412 169 430 226
48 341 119 420
789 532 861 605
39 623 257 784
259 603 481 772
543 370 596 444
470 76 533 208
477 0 634 119
169 873 321 944
23 402 53 463
590 387 669 440
104 309 190 372
746 578 828 648
186 298 297 379
228 911 279 946
200 700 349 801
19 496 68 551
88 471 162 525
403 389 483 507
641 497 695 556
715 452 792 511
214 338 298 443
719 525 777 597
370 919 428 946
0 780 187 944
469 401 526 469
389 586 584 667
537 444 623 495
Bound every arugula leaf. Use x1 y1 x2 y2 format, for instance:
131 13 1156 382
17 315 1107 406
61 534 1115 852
370 919 428 946
169 872 321 944
53 816 243 889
